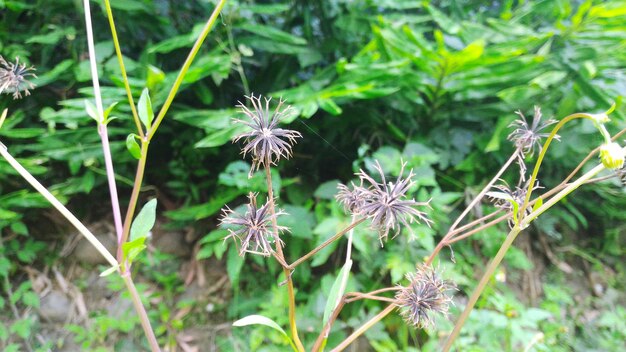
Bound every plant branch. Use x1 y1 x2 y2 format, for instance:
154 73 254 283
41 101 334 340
122 273 160 351
102 0 144 137
520 113 593 219
0 143 118 267
330 304 395 352
118 140 149 262
83 0 124 241
263 157 305 352
147 0 227 141
442 162 606 351
287 217 365 270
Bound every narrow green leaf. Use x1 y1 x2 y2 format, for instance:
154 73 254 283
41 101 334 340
126 134 142 159
137 88 154 130
233 314 296 350
103 102 118 120
323 259 352 326
130 199 157 241
0 109 7 130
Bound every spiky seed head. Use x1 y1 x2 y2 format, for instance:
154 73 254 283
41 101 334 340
395 265 455 329
219 192 287 257
357 161 432 244
599 142 624 170
232 94 302 176
336 181 368 214
487 180 541 228
507 106 559 157
0 56 37 99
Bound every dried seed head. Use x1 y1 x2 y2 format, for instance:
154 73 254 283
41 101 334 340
395 265 455 329
508 106 559 157
0 56 37 99
599 142 624 170
336 181 368 214
488 180 541 227
233 94 302 176
219 192 287 257
357 161 432 244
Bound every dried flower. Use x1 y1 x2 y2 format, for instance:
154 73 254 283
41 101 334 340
219 192 287 257
599 142 624 170
357 161 432 244
508 106 559 157
487 180 541 227
336 181 368 214
233 94 301 176
0 56 37 99
395 265 455 329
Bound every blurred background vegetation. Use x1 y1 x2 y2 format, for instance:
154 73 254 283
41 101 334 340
0 0 625 351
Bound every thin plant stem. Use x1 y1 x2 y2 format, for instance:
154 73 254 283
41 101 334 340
520 113 593 219
344 293 396 304
426 151 519 266
442 163 606 351
449 150 519 233
0 144 118 267
83 0 124 241
117 1 226 255
313 298 346 352
447 214 510 244
102 0 144 137
263 157 305 352
288 218 365 270
122 273 161 351
330 304 396 352
118 140 148 262
147 0 227 141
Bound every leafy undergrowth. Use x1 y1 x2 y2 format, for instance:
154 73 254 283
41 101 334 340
1 197 624 351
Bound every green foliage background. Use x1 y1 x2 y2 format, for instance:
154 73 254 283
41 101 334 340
0 0 624 351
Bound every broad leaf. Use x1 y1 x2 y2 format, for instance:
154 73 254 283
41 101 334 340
130 199 157 241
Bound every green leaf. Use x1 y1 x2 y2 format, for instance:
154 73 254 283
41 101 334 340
233 314 296 351
137 88 154 130
146 65 165 91
122 237 147 263
532 197 543 213
226 246 244 285
323 260 352 326
84 100 99 122
318 98 342 115
0 108 7 130
21 291 39 308
126 134 142 159
130 199 157 241
103 102 119 124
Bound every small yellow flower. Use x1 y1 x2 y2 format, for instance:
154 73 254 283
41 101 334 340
599 142 625 170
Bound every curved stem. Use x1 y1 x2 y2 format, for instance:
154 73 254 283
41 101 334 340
520 113 593 219
263 158 305 352
102 0 144 138
147 0 227 141
330 304 395 352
